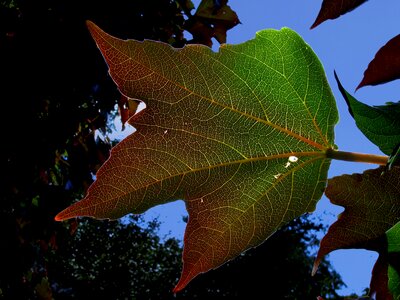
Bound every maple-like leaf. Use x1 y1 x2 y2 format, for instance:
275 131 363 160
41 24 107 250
357 34 400 90
56 22 338 291
314 166 400 300
311 0 368 29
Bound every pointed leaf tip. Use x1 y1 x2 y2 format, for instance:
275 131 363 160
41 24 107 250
172 285 182 294
311 0 368 29
335 72 400 156
312 259 320 276
357 34 400 90
55 198 96 221
54 206 74 221
86 20 99 33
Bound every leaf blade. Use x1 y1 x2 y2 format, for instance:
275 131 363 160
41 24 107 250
56 22 338 290
315 167 400 265
311 0 368 29
358 34 400 89
335 72 400 156
314 167 400 299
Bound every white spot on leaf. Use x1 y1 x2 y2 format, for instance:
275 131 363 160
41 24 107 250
273 173 282 179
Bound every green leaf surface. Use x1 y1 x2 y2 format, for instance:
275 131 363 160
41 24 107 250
387 222 400 299
388 221 400 254
335 72 400 156
389 266 400 300
314 166 400 300
56 22 338 291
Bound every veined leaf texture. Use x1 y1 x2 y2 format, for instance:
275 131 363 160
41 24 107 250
56 22 338 290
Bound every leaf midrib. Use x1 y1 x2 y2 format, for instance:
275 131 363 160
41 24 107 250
56 151 325 220
83 150 326 214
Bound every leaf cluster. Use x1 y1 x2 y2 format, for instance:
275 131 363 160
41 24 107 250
311 2 400 299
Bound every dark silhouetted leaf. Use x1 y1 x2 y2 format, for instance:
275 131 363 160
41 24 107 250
357 34 400 90
311 0 368 29
314 166 400 300
335 73 400 159
56 22 338 291
370 256 392 300
186 0 240 46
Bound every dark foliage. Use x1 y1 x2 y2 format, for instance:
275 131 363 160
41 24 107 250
0 1 189 298
49 216 182 299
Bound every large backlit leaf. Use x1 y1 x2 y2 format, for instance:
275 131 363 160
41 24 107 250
357 34 400 90
56 22 338 291
314 167 400 300
335 73 400 160
311 0 368 29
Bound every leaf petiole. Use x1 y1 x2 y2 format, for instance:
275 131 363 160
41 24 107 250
326 148 388 165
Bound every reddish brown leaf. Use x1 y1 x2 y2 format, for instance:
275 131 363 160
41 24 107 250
311 0 368 29
56 22 338 291
357 34 400 90
314 167 400 299
186 0 240 46
315 166 400 270
69 219 78 236
370 255 393 300
118 95 140 128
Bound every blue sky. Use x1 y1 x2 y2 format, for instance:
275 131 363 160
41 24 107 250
133 0 400 296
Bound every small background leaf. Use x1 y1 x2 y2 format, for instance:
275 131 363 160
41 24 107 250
185 0 240 46
311 0 368 29
335 73 400 157
370 256 392 300
357 34 400 90
117 95 140 129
